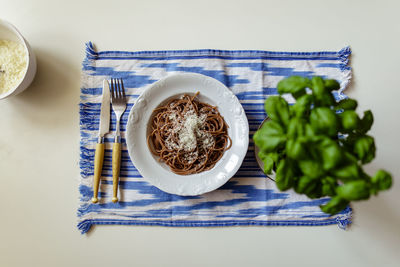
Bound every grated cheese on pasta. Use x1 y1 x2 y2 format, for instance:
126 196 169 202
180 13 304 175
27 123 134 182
165 107 215 160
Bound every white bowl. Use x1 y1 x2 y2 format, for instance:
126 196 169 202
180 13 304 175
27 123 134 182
0 19 36 99
126 73 249 196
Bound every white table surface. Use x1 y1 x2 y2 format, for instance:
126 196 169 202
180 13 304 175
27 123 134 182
1 0 399 266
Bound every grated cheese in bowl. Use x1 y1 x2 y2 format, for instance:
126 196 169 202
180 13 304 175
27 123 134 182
0 39 28 94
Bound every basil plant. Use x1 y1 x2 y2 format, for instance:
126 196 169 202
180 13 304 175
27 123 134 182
253 76 392 215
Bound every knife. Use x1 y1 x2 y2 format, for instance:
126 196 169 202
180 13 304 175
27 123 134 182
91 79 110 204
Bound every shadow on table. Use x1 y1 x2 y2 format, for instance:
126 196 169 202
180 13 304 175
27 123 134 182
8 47 80 131
341 53 399 253
351 163 400 259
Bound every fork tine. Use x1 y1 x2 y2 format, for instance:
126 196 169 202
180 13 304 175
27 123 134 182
110 78 115 100
116 78 120 98
113 78 118 98
120 78 126 98
113 78 118 99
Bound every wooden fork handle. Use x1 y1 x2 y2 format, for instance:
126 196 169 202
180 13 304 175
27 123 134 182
91 142 105 204
112 140 122 203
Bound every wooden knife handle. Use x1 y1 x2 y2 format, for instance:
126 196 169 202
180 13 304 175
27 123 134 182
112 142 121 203
91 143 105 204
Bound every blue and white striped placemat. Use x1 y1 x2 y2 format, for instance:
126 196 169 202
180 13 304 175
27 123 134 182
78 42 352 234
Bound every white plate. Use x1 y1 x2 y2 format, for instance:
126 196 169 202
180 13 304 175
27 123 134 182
125 73 249 196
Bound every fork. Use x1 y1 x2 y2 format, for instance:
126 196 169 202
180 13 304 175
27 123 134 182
110 78 127 203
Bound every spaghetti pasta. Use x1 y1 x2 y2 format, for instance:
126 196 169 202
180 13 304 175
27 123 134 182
147 92 232 175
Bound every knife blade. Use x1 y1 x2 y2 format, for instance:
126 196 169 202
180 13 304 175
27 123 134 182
92 79 110 204
98 79 110 139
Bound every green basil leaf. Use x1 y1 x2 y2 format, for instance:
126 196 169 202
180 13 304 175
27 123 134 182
321 177 337 196
320 196 349 215
305 123 316 138
292 94 313 117
275 159 295 191
277 76 310 98
264 96 291 127
287 117 307 139
299 159 324 179
257 151 274 174
263 157 274 174
268 152 279 163
359 110 374 134
371 170 392 191
331 163 360 182
335 98 358 110
311 76 335 107
318 138 342 170
336 180 370 201
286 139 306 160
311 76 325 96
253 120 286 153
324 79 341 91
341 110 360 131
353 135 375 164
340 134 358 152
295 176 318 195
343 151 358 164
306 183 323 199
310 107 338 136
289 105 296 117
322 184 336 197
